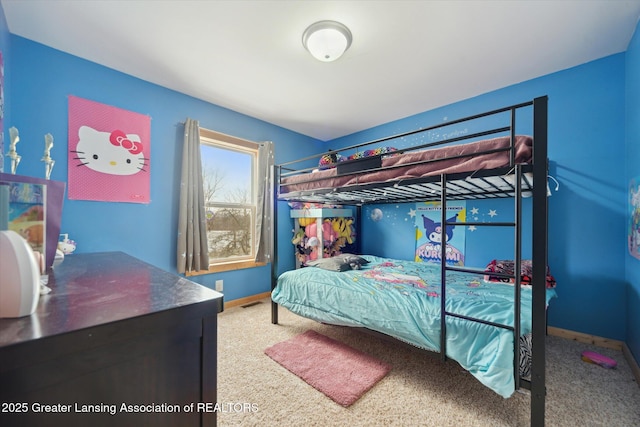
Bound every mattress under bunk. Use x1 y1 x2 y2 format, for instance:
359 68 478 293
279 134 533 202
272 255 556 398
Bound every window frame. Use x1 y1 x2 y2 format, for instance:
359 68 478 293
187 128 265 275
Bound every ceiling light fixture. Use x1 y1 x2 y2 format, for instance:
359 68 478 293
302 20 352 62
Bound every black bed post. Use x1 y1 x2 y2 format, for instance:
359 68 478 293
530 96 549 426
271 163 279 324
439 173 448 362
356 205 362 254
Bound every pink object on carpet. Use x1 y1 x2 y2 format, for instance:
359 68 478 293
581 350 617 369
264 330 392 406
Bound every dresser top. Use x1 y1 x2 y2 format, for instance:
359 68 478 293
0 252 223 347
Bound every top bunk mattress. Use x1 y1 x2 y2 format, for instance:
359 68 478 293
279 135 533 195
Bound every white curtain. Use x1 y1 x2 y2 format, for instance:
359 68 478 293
177 118 209 274
255 141 274 263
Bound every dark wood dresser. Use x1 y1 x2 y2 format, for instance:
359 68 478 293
0 252 223 427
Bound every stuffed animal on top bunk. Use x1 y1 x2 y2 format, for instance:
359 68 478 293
318 150 345 169
317 146 398 169
345 146 398 161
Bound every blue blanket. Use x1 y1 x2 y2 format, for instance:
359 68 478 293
272 255 557 398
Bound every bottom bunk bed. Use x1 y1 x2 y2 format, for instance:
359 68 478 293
271 254 557 398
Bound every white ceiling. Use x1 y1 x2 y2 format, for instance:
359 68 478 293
3 0 640 141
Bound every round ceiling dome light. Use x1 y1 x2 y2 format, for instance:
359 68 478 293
302 20 352 62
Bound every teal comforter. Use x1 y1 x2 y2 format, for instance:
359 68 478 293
272 255 557 398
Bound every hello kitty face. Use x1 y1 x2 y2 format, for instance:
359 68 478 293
72 126 147 175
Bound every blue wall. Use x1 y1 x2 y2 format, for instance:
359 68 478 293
7 35 322 302
0 4 10 164
625 20 640 362
330 54 628 342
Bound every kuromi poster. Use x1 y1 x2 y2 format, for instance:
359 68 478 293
415 201 466 266
68 96 151 203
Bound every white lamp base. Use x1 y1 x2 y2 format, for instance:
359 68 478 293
0 230 41 318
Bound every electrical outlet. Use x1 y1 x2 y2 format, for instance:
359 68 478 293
215 280 223 292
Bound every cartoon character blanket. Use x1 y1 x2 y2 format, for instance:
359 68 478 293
272 255 557 398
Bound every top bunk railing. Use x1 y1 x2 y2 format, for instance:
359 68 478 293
277 100 532 171
278 126 512 178
276 98 545 205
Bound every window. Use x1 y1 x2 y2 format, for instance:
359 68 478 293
198 128 262 272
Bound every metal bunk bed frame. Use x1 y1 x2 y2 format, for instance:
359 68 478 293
270 96 548 426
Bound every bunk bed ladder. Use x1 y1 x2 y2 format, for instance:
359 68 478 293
439 174 448 362
436 98 549 426
438 159 525 393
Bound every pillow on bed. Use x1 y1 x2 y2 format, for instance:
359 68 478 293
306 254 369 272
483 259 556 288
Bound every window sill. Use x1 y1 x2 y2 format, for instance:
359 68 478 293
186 260 267 276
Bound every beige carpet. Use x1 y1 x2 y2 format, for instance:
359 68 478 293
217 299 640 426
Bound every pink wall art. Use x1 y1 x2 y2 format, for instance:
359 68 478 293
629 176 640 260
68 95 151 203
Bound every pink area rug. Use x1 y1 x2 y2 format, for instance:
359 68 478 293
264 330 392 407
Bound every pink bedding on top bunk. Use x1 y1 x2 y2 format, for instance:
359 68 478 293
280 135 533 194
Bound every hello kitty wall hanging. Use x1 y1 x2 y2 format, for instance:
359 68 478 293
67 95 151 203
